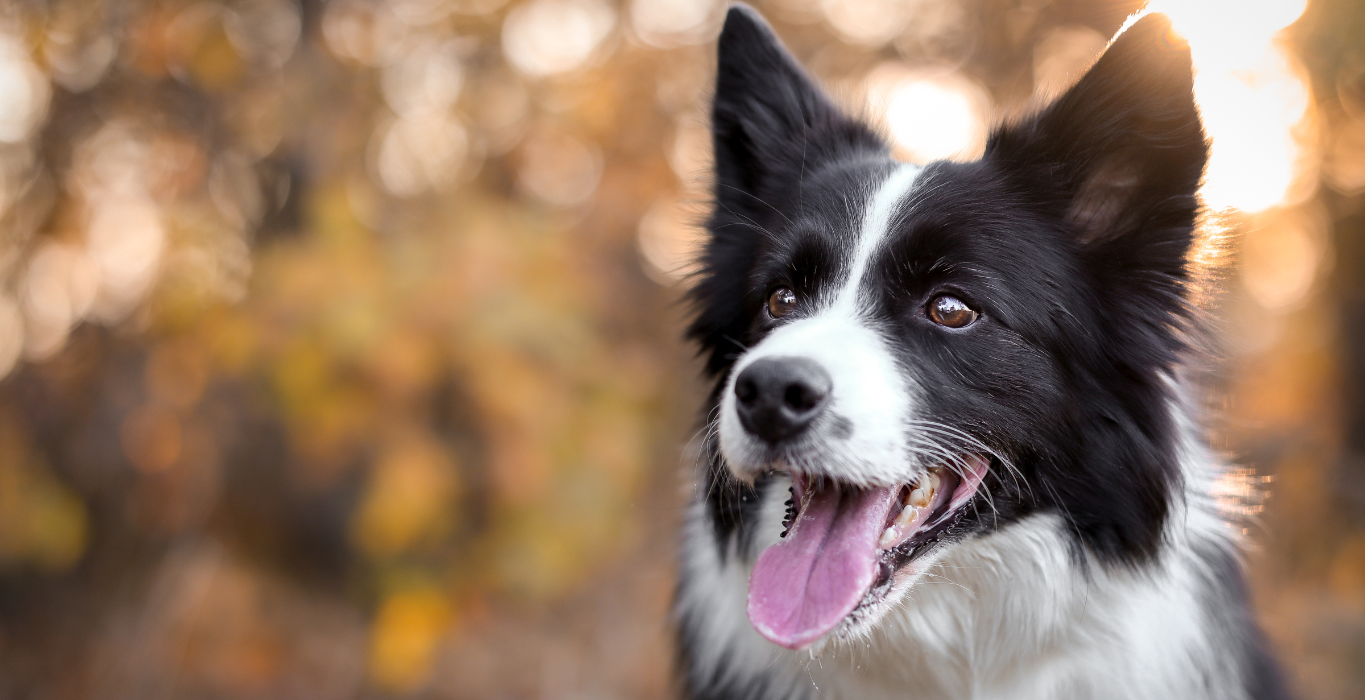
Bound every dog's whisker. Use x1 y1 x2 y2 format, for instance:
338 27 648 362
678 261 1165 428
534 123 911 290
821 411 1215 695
904 420 1031 501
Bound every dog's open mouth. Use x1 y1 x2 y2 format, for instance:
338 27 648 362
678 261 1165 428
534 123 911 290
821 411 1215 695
746 455 990 650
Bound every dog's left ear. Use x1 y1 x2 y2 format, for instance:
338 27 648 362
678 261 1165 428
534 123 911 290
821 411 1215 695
989 14 1208 296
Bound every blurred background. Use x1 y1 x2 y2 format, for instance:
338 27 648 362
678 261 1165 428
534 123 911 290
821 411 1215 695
0 0 1359 697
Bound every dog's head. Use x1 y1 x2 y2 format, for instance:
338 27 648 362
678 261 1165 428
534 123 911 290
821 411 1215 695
689 6 1208 650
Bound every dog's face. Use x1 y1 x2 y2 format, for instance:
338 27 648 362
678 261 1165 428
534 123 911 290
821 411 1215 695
690 7 1207 650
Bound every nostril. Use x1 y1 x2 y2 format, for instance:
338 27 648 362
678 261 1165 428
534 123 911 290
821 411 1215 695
783 382 822 413
735 377 759 405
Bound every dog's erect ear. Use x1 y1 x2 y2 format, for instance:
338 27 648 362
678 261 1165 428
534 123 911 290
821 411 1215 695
689 6 883 378
986 15 1207 567
712 5 883 219
988 13 1208 290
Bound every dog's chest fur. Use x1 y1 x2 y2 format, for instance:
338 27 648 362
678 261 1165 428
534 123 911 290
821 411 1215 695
676 422 1270 700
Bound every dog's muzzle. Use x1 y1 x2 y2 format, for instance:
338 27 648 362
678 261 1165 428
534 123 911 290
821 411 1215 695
733 356 832 444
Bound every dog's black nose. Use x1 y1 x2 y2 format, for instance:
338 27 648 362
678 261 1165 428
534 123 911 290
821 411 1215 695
734 356 832 443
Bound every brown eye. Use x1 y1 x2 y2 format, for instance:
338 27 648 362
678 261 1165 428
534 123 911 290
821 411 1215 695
928 294 978 328
767 287 798 318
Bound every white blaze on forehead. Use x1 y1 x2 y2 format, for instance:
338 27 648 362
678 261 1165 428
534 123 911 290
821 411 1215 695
832 163 922 312
717 162 925 487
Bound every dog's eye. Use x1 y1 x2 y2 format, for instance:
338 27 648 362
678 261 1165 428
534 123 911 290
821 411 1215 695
927 295 978 328
767 287 798 318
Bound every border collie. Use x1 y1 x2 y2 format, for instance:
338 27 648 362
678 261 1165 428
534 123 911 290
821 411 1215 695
673 6 1291 699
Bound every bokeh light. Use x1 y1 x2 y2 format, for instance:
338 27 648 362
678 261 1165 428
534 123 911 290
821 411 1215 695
502 0 616 77
821 0 910 46
630 0 725 48
0 1 1360 698
1241 208 1331 311
223 0 301 69
637 195 702 283
0 29 49 143
515 128 602 207
20 242 97 360
372 113 471 197
381 38 466 119
865 62 991 163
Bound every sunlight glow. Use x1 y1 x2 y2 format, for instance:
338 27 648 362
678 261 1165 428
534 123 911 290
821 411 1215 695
1143 0 1313 213
1241 211 1328 310
865 63 990 164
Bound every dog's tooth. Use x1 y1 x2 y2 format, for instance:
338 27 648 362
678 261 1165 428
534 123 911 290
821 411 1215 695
929 471 941 491
909 487 930 509
879 526 899 549
895 504 919 528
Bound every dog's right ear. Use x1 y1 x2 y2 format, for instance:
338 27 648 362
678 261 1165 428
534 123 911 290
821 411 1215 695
691 7 881 380
711 5 883 220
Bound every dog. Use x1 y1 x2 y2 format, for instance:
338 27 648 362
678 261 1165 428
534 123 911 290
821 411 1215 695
673 6 1291 700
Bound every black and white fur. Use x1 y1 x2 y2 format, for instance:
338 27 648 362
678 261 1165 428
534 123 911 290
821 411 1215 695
674 6 1290 699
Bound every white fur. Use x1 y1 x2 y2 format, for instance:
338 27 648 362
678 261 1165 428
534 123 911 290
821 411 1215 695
717 312 915 486
676 483 808 698
679 397 1252 700
833 163 921 312
717 164 926 488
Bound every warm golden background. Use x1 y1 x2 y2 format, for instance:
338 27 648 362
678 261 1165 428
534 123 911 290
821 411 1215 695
0 0 1360 697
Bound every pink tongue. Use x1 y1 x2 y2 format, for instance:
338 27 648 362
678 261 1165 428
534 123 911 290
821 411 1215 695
747 485 897 649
